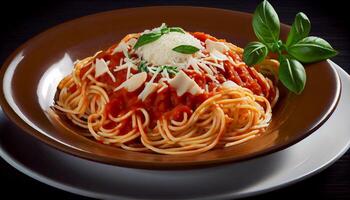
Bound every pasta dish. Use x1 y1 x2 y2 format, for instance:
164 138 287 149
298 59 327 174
54 24 279 155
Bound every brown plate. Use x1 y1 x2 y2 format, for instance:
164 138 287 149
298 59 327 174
0 6 341 168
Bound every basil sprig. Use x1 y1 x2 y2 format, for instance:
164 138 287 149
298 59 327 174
172 45 200 54
243 0 337 94
134 24 185 49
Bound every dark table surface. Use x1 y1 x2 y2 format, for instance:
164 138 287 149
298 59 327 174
0 0 349 199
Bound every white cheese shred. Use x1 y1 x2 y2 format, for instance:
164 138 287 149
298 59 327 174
94 58 116 82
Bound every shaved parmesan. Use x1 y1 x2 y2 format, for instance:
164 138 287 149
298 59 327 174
188 57 201 72
126 62 132 79
202 60 225 71
222 80 240 89
114 72 147 92
205 84 209 93
94 58 116 82
189 82 204 95
197 62 213 75
210 49 228 61
206 74 220 83
95 59 108 77
138 82 158 101
112 41 129 55
169 70 203 96
205 39 229 53
114 62 138 72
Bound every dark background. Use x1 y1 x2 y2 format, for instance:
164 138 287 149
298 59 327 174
0 0 349 199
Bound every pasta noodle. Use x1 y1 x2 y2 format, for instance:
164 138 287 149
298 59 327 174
54 24 279 155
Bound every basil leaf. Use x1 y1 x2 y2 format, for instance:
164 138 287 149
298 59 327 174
172 45 200 54
161 27 170 34
287 36 338 63
243 41 268 66
161 27 185 34
286 12 311 47
138 61 149 72
279 57 306 94
252 0 280 44
169 27 185 34
134 32 162 49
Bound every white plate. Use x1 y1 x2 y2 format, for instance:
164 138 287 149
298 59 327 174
0 61 349 200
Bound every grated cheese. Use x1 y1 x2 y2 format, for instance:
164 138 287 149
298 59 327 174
201 60 225 71
187 57 201 72
206 74 220 84
222 80 240 89
114 72 147 92
205 39 229 53
94 58 116 82
138 82 158 101
189 82 204 95
168 70 203 96
112 41 129 55
107 25 247 99
210 49 228 61
136 32 204 66
197 62 214 75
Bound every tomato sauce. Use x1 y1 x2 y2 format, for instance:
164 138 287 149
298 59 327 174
104 84 212 129
191 32 218 42
82 32 275 133
192 32 272 99
68 84 77 93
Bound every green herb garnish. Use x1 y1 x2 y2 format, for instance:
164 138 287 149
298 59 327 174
243 41 268 66
161 27 185 34
279 57 306 94
287 36 338 63
286 12 310 47
243 0 337 94
134 32 162 49
138 61 149 72
172 45 200 54
138 61 178 75
160 27 170 34
161 65 179 74
169 27 185 34
134 24 185 49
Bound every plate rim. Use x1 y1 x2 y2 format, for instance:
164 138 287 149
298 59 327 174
0 6 342 168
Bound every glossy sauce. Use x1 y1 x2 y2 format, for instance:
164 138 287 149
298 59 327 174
79 32 275 132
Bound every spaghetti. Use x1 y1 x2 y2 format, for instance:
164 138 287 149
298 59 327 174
54 24 279 155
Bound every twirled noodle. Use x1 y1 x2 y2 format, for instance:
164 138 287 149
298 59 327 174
55 70 271 155
54 27 278 155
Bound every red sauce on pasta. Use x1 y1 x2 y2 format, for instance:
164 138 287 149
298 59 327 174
87 32 276 131
55 27 278 155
